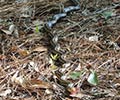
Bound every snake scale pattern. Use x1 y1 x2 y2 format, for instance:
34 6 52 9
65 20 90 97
40 0 80 65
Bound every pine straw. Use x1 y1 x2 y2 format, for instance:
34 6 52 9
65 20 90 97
0 0 120 100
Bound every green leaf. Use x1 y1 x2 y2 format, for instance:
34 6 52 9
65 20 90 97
50 64 58 70
87 70 98 86
102 11 113 19
35 25 39 33
50 54 59 61
69 71 84 80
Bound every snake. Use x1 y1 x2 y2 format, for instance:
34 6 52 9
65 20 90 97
40 0 80 66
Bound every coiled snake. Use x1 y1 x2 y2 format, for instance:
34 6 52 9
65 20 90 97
40 0 80 66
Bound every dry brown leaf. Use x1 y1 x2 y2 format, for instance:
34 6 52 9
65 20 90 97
112 0 120 3
22 97 36 100
30 79 52 89
0 89 12 97
0 55 6 60
1 29 12 35
32 46 47 52
68 87 91 99
11 71 28 88
11 72 52 89
70 92 90 99
65 98 72 100
10 46 18 52
68 87 79 95
18 49 30 57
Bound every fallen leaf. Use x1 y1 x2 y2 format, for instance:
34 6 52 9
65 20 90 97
0 55 6 60
87 70 98 86
23 97 35 100
30 79 52 89
68 87 78 95
69 70 84 80
112 0 120 3
50 64 58 70
1 29 12 35
68 87 88 99
10 46 18 52
102 11 113 19
0 89 12 97
18 49 30 57
89 35 98 42
32 46 47 52
65 98 72 100
45 89 53 94
11 71 28 88
50 54 59 61
70 92 90 99
35 25 39 33
13 28 19 38
29 61 39 72
9 24 15 33
12 73 51 90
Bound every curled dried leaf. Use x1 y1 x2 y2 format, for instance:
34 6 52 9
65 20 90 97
11 71 28 88
18 49 30 57
30 79 52 89
32 46 47 52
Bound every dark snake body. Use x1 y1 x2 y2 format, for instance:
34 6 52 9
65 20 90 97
40 0 80 65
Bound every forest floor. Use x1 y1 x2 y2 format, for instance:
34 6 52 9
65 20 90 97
0 0 120 100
